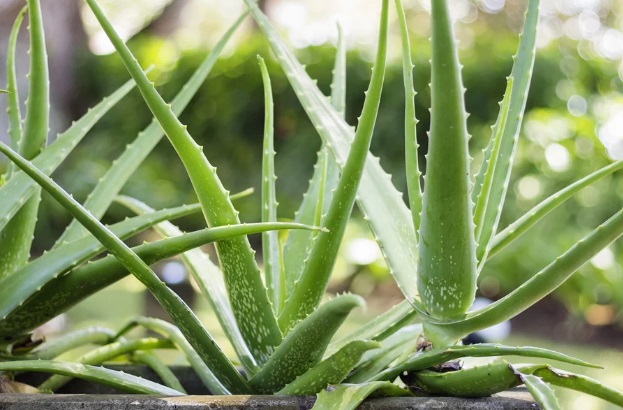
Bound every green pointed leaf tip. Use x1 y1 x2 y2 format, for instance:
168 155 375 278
417 0 477 321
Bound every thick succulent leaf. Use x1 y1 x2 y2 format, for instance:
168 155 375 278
0 360 182 395
374 343 598 382
243 0 422 310
417 0 477 323
0 78 137 233
5 6 26 162
395 0 421 234
250 294 365 393
517 364 623 407
38 337 174 392
487 158 623 260
278 340 380 395
132 350 187 394
0 202 202 330
327 299 418 357
472 0 540 262
0 217 316 343
346 324 420 383
118 318 228 395
84 0 281 365
312 382 411 410
30 327 116 360
258 56 283 313
430 206 623 344
0 0 50 280
278 0 389 333
518 373 561 410
116 195 263 376
405 361 521 397
0 141 250 394
282 25 345 306
56 13 247 245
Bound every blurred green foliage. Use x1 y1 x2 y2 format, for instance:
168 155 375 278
34 24 623 329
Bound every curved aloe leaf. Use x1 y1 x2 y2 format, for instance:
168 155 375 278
374 343 598 383
278 340 380 395
5 6 26 163
258 56 283 313
0 141 250 394
116 195 259 376
395 0 421 234
250 294 365 393
132 350 186 394
56 13 247 245
487 158 623 260
243 0 423 311
417 0 476 324
278 0 389 332
405 361 521 397
0 218 317 342
430 206 623 343
282 23 345 304
473 0 540 262
517 372 561 410
312 382 411 410
0 360 182 395
0 77 137 234
0 202 202 333
0 0 50 280
84 0 281 365
38 337 174 392
117 318 228 395
30 327 116 360
517 364 623 407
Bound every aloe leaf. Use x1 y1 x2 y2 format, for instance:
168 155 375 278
278 340 380 395
56 13 247 245
258 56 283 313
0 360 182 395
374 343 599 383
38 337 174 392
132 350 187 394
243 0 422 310
312 382 411 410
472 0 540 262
473 79 514 253
117 318 227 395
0 77 137 234
405 361 521 397
116 195 290 376
0 0 50 281
327 300 418 357
518 364 623 407
417 0 477 324
0 217 317 344
84 0 281 365
346 324 420 383
250 294 365 393
487 159 623 260
518 373 561 410
395 0 421 234
0 141 250 393
430 207 623 343
30 327 116 360
278 0 389 332
282 24 345 302
0 202 202 333
5 6 26 165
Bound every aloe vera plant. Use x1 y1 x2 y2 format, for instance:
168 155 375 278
2 0 623 409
